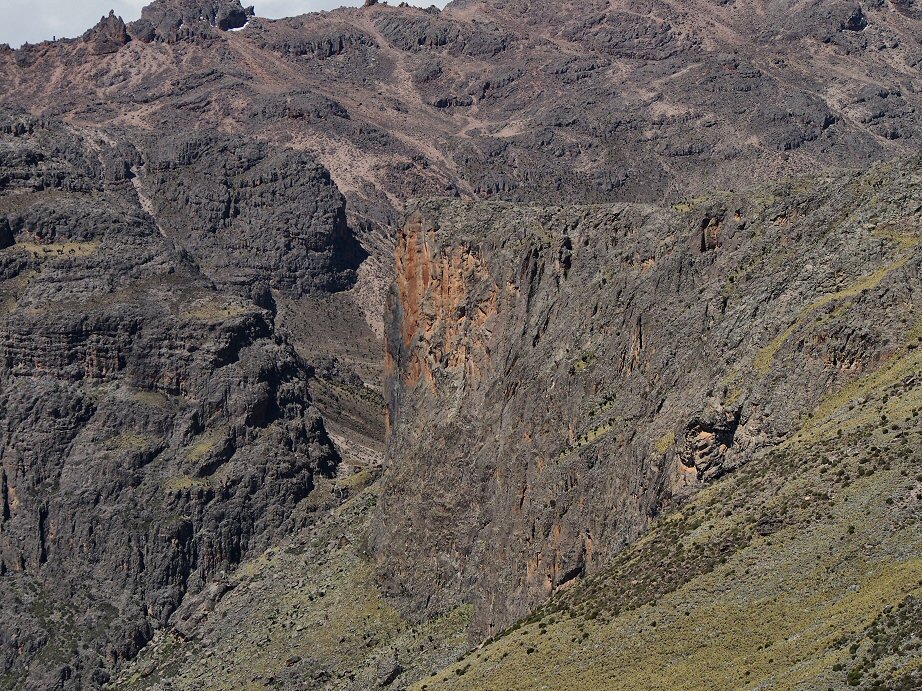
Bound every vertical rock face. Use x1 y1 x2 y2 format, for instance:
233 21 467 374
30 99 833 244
143 133 366 302
0 118 343 687
373 166 922 636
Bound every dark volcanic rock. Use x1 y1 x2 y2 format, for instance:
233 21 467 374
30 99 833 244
130 0 254 43
142 133 366 300
82 11 131 55
0 120 339 688
0 218 11 248
376 648 402 686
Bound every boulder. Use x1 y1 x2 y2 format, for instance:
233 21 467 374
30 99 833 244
129 0 255 43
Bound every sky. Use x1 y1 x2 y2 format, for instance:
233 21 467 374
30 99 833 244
0 0 450 48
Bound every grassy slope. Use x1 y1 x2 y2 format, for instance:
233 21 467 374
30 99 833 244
113 480 472 690
421 344 922 690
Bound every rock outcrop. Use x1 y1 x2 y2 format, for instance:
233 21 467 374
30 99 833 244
130 0 255 43
0 118 341 687
142 132 365 302
82 12 131 55
373 161 922 636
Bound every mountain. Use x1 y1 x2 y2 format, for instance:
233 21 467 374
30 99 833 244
0 111 343 690
0 0 920 688
374 161 922 639
115 157 922 691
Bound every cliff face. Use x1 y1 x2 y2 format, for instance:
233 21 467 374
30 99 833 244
374 162 922 636
424 292 922 689
3 0 922 686
0 116 340 688
142 132 365 302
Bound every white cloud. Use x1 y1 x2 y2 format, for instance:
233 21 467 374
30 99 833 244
2 0 142 46
1 0 449 48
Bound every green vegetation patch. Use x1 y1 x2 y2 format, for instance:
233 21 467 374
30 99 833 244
754 253 912 374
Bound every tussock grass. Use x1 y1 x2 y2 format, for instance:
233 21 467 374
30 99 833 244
421 365 922 690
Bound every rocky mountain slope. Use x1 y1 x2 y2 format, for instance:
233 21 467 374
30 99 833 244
426 336 922 690
116 158 921 690
6 0 922 248
0 117 343 688
1 0 921 688
373 159 922 639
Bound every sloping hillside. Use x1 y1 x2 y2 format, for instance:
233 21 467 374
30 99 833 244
424 359 922 689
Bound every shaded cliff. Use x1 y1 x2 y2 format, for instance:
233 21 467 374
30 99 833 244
141 131 366 302
0 116 342 688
